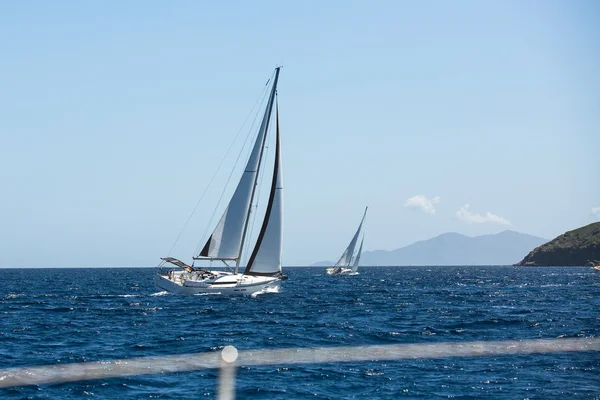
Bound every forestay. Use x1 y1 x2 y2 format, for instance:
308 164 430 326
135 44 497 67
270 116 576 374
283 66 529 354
352 238 364 272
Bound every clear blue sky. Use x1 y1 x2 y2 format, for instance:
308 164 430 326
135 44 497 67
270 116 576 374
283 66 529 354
1 1 598 267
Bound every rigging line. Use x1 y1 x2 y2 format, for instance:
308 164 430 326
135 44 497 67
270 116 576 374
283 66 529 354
194 94 268 257
241 91 278 266
241 125 272 267
241 151 266 265
193 72 276 257
350 225 366 266
166 72 274 259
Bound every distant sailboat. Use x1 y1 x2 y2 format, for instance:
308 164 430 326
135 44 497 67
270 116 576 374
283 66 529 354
327 207 367 275
155 67 286 295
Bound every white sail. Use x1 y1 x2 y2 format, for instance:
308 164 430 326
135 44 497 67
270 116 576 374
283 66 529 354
198 71 280 259
351 238 363 272
335 207 368 267
335 244 353 267
244 101 283 276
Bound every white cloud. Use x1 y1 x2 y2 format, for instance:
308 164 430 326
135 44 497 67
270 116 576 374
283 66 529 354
592 206 600 218
404 195 440 215
456 204 511 225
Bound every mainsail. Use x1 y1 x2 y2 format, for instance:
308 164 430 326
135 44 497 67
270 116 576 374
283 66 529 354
198 68 280 261
244 99 283 276
335 207 368 267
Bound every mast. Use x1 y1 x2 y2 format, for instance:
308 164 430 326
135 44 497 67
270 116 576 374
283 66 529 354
244 96 284 276
235 67 281 274
195 68 281 267
352 237 364 272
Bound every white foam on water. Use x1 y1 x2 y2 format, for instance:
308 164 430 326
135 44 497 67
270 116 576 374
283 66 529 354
251 286 280 298
150 291 169 297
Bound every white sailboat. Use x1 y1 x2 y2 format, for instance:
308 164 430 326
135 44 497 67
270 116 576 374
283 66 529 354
155 67 286 295
327 207 367 275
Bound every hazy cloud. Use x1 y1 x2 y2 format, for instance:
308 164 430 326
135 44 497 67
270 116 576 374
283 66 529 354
592 206 600 218
404 195 440 215
456 204 511 225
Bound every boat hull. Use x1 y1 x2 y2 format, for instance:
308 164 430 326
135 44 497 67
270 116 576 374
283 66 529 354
326 267 355 275
154 272 281 295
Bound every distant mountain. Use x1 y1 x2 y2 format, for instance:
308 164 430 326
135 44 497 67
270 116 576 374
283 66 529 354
309 261 335 267
516 222 600 266
311 230 548 266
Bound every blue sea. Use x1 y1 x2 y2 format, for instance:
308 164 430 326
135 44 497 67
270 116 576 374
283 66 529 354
1 266 599 399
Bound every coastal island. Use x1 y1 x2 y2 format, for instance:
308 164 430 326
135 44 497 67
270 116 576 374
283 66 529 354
516 222 600 266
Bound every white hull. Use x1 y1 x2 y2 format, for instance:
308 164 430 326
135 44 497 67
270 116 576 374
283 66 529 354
326 267 355 275
154 270 281 295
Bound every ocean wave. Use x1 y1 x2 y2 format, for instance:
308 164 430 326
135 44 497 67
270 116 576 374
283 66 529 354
4 293 25 300
0 266 598 399
251 286 280 298
149 291 169 297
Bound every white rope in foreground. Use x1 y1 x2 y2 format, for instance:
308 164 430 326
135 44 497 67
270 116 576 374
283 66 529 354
1 337 598 390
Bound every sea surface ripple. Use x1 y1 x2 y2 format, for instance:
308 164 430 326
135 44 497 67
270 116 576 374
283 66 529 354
1 266 599 399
